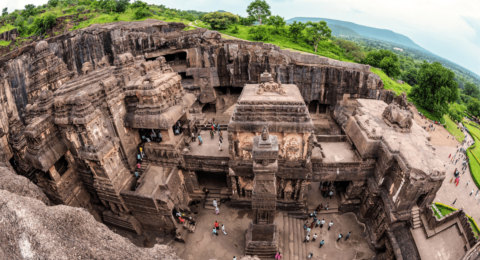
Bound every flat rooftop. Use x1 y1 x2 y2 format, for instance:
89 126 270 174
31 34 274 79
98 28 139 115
238 84 305 104
356 99 444 176
319 142 357 163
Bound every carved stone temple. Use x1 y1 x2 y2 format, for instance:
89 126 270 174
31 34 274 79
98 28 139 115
0 20 453 259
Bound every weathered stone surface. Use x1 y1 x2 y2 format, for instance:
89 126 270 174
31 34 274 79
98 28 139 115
0 167 49 205
0 188 180 260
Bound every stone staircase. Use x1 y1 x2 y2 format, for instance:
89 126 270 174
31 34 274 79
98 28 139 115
204 189 222 210
412 205 422 229
139 153 149 176
282 211 308 260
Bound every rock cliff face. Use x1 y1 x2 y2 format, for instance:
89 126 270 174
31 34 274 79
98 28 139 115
0 167 50 205
0 187 181 260
0 19 383 123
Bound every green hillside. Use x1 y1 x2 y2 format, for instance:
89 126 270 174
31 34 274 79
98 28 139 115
330 24 361 37
287 17 427 52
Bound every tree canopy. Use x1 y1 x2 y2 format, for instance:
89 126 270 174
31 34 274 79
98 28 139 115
410 62 459 118
246 0 271 25
202 11 239 30
305 21 331 53
265 15 285 33
468 98 480 118
288 21 306 43
463 82 480 99
363 50 401 77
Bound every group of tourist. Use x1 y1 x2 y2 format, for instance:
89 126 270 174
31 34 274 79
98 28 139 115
140 129 163 143
212 220 227 236
319 182 335 199
188 120 223 151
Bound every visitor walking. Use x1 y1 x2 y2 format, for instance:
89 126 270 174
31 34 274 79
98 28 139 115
219 139 223 151
337 234 343 242
212 227 218 236
467 181 470 187
233 257 236 260
307 252 313 259
215 206 219 215
309 221 315 229
217 124 221 134
315 219 321 228
328 221 333 231
198 134 203 145
453 198 457 205
222 224 227 235
312 233 317 242
306 227 311 236
214 221 219 230
210 130 214 139
303 235 310 243
191 132 195 142
470 189 474 196
319 240 325 248
345 231 351 241
275 252 282 259
304 222 308 230
320 219 325 228
329 190 334 199
213 199 217 208
139 147 144 157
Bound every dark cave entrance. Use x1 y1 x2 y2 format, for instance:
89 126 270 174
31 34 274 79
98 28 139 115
196 171 228 189
202 103 216 114
54 155 69 177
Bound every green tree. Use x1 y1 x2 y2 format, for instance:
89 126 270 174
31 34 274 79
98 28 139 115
116 0 130 13
266 15 286 33
106 0 117 13
288 21 306 43
334 38 366 63
48 0 59 7
463 82 480 99
22 4 37 18
468 98 480 117
130 0 147 9
32 13 57 36
402 68 418 86
239 16 256 26
27 16 34 25
14 16 24 27
363 50 401 77
202 11 239 30
305 21 332 53
2 8 8 16
246 0 271 25
410 62 459 118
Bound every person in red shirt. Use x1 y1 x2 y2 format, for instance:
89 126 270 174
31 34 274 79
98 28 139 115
179 216 185 224
214 221 219 230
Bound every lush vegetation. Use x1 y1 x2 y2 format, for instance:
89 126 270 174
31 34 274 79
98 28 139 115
370 68 411 95
432 202 480 239
465 124 480 189
443 115 465 142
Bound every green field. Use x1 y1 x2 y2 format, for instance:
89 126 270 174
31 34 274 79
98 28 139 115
465 124 480 190
443 115 465 142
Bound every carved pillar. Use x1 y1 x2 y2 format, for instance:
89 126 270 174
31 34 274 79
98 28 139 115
299 180 307 202
293 180 300 200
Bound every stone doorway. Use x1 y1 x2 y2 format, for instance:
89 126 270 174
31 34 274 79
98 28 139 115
196 171 227 189
202 103 216 114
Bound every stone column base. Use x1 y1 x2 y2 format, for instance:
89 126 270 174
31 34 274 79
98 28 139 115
245 222 279 258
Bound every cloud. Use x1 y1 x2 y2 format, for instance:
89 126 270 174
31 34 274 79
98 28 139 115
462 15 480 43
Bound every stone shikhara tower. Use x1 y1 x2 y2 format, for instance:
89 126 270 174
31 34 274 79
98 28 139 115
245 125 279 257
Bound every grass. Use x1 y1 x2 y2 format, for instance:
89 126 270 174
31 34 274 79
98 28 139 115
0 24 16 34
443 115 465 142
0 40 11 47
465 124 480 191
370 67 412 96
413 102 446 124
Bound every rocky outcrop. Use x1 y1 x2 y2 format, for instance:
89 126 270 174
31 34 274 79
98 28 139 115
0 167 49 205
0 188 181 260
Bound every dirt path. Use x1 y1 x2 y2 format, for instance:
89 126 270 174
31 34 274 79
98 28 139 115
410 105 459 147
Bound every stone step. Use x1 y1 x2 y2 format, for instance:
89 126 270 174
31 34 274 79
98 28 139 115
301 218 307 260
296 218 304 260
283 212 290 260
293 217 298 260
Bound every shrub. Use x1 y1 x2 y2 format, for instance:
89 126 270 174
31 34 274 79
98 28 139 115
27 16 34 25
32 13 57 36
134 8 151 19
14 16 24 27
202 11 239 30
77 5 86 12
231 25 239 34
248 25 269 41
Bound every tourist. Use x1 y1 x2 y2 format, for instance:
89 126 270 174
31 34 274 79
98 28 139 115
304 222 308 230
233 257 236 260
312 233 317 242
275 252 282 259
158 132 162 142
191 132 195 142
307 252 313 258
325 203 329 211
178 216 185 224
204 188 209 197
215 206 219 215
315 219 321 228
210 130 214 139
306 227 311 236
328 221 333 230
204 124 207 131
134 171 139 178
470 189 474 196
320 219 325 228
198 134 203 145
319 240 325 248
211 124 215 133
213 199 218 208
137 163 141 169
467 181 470 187
345 231 351 241
217 124 221 134
219 139 223 151
309 221 315 229
303 235 310 243
329 190 334 199
214 221 219 230
222 224 227 235
453 198 457 205
137 154 142 163
313 215 317 224
139 147 144 157
150 131 156 141
337 234 343 242
212 227 217 236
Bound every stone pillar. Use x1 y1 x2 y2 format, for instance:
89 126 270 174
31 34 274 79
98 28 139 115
184 170 199 193
345 181 365 199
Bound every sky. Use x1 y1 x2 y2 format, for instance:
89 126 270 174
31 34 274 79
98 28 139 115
1 0 479 76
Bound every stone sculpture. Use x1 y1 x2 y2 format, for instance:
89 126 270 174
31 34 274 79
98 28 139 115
382 102 413 132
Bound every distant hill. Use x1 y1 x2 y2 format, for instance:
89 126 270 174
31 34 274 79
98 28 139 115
286 17 430 53
329 24 361 37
